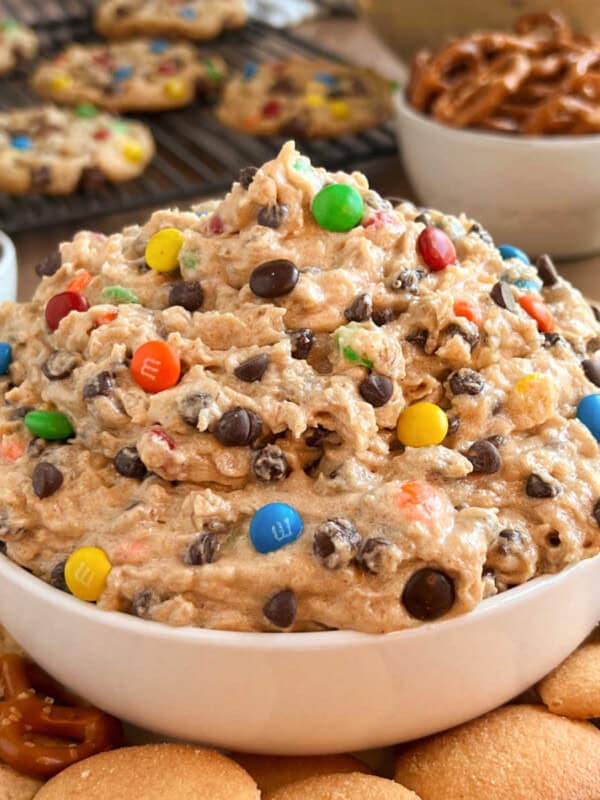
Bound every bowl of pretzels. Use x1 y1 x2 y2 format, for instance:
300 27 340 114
396 11 600 258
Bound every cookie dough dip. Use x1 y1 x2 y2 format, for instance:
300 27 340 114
1 143 599 633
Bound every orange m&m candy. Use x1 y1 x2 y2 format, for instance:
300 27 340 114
518 294 555 333
453 299 483 327
396 480 444 522
131 340 180 393
65 270 93 294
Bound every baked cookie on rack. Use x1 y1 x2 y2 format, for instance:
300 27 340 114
0 105 154 195
0 19 38 76
216 58 394 138
32 40 225 113
95 0 248 41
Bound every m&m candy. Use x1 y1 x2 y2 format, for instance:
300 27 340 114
0 342 11 375
150 39 170 54
577 394 600 441
329 100 350 119
11 134 32 150
397 402 448 447
164 77 188 101
518 294 555 333
145 228 184 272
122 140 144 163
24 410 74 440
314 72 337 86
113 65 133 82
499 244 530 264
243 61 258 80
249 503 304 554
45 291 90 331
311 183 364 232
131 340 181 393
417 227 456 271
179 5 197 18
102 286 139 304
49 74 74 92
65 546 112 602
75 103 98 118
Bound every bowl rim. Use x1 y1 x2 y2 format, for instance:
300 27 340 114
1 552 598 651
394 90 600 147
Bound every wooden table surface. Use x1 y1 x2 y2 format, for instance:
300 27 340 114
14 15 600 301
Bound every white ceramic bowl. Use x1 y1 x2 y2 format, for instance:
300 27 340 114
395 93 600 259
0 553 598 754
0 231 17 304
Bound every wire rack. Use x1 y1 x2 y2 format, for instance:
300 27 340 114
0 0 398 234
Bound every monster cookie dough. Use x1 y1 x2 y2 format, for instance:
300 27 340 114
217 59 393 138
0 105 154 195
95 0 248 41
1 142 600 633
33 40 226 113
0 19 38 76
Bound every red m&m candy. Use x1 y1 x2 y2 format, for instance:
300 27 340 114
417 227 456 271
45 291 90 331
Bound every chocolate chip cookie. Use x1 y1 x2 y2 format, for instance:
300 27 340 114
0 19 38 76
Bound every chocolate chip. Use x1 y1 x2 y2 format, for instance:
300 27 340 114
414 212 432 226
543 332 563 347
593 498 600 526
31 165 52 191
263 589 297 629
372 308 396 326
526 473 560 498
234 354 270 383
402 568 455 620
79 167 107 193
239 166 258 189
359 374 393 407
546 531 561 547
582 358 600 387
344 293 372 322
449 368 485 395
447 415 460 435
305 425 338 448
357 537 401 575
257 204 288 229
392 268 425 293
289 328 314 360
443 322 480 350
185 532 219 565
313 517 361 570
83 371 113 400
10 405 34 421
468 222 493 246
177 391 212 427
536 253 559 287
168 281 204 312
591 304 600 323
251 444 288 482
130 588 158 618
41 351 78 381
35 250 61 278
406 328 428 349
586 337 600 354
114 446 147 479
32 462 63 498
385 196 410 206
250 259 298 298
216 407 262 447
491 281 517 312
49 559 68 592
466 440 502 474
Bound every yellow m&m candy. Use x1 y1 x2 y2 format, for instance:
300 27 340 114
514 373 545 393
164 77 188 101
122 140 144 163
329 100 350 119
49 73 74 92
305 93 325 108
397 402 448 448
65 546 112 602
145 228 184 273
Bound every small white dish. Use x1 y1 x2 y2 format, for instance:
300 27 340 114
0 553 598 754
0 231 17 304
395 93 600 259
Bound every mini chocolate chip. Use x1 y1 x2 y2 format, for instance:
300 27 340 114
263 589 297 629
177 391 212 427
239 166 258 189
591 304 600 323
447 416 460 435
546 531 561 547
250 259 299 298
449 368 485 395
536 253 559 287
313 517 361 570
491 281 517 312
443 322 479 350
582 358 600 387
130 588 157 618
185 532 219 565
305 425 338 448
0 541 6 555
586 337 600 354
359 374 393 407
385 196 410 206
593 499 600 526
114 446 147 479
83 371 113 401
468 222 493 245
234 354 270 383
543 332 563 348
414 212 432 226
466 440 502 473
216 407 262 447
289 328 314 360
357 537 401 575
32 462 63 499
372 308 396 326
252 444 288 482
392 268 425 293
406 328 428 349
35 250 61 278
41 351 78 381
257 204 288 229
526 473 560 498
168 281 204 312
10 405 34 421
498 528 522 542
486 434 507 448
79 167 107 193
31 165 52 191
344 293 372 322
402 568 455 620
49 559 68 592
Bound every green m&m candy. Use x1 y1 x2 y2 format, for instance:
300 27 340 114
75 103 99 118
24 410 74 440
102 285 139 304
311 183 364 232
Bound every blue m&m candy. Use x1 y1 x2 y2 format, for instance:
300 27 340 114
11 134 32 150
577 394 600 440
150 39 169 53
179 5 197 18
0 343 11 375
243 61 258 80
499 244 530 265
513 278 542 291
314 72 337 86
250 503 304 554
113 65 133 81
